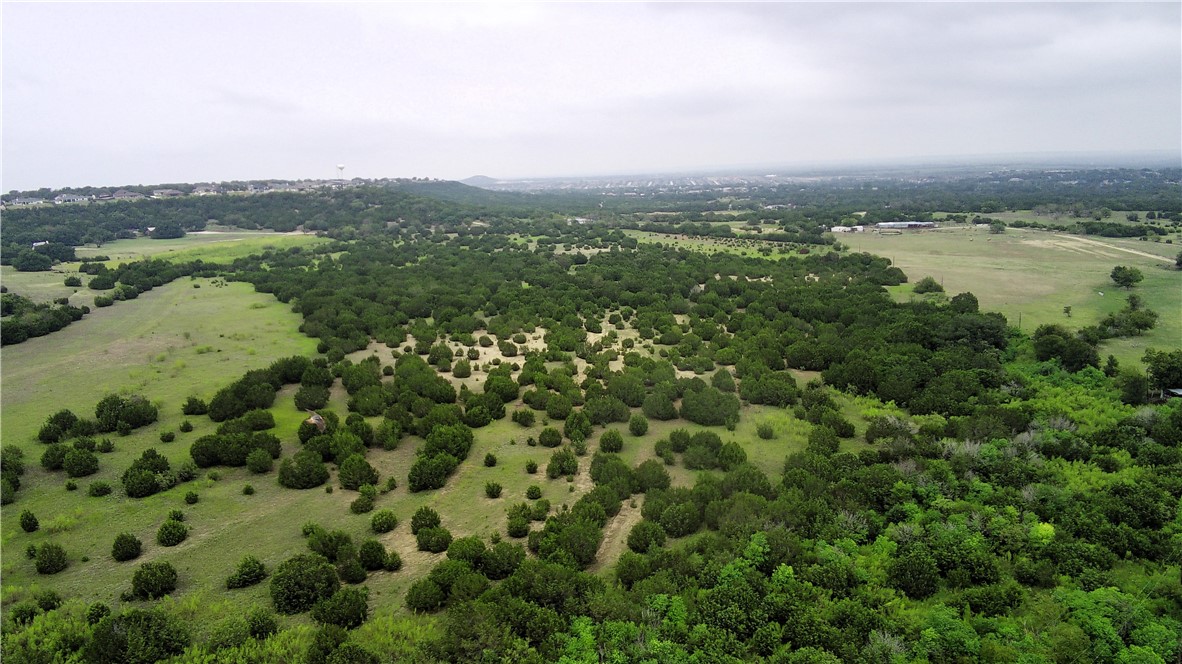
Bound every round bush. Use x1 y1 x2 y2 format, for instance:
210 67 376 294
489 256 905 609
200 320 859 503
506 515 530 538
358 540 387 571
247 607 278 639
483 452 497 467
179 421 194 433
384 551 403 571
600 429 624 453
157 520 188 547
337 557 368 584
88 481 113 497
525 485 542 500
270 553 341 615
629 414 649 437
538 428 562 448
20 510 39 533
97 438 115 453
35 542 68 574
86 602 111 625
40 444 68 471
278 450 329 489
371 510 397 534
184 491 198 505
485 482 503 499
338 454 379 491
160 431 176 443
243 484 255 495
132 560 178 599
415 526 453 553
246 448 273 474
312 586 369 629
112 533 143 562
207 617 250 652
226 555 268 589
404 578 445 612
168 509 185 522
525 460 538 474
410 507 441 535
627 520 668 553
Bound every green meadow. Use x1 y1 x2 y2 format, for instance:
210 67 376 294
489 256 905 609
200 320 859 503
839 225 1181 368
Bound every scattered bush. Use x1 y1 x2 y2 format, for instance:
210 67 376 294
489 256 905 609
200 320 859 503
160 431 176 443
179 421 193 433
485 482 503 498
20 509 39 533
410 506 441 535
246 448 273 474
312 586 369 629
112 533 143 562
270 553 341 614
525 485 542 500
247 607 278 639
132 561 179 599
756 422 776 439
484 452 497 467
35 542 68 574
415 526 453 553
156 519 188 547
629 413 649 436
278 450 330 489
184 491 199 505
358 539 387 571
338 454 379 490
600 429 624 453
526 460 538 474
227 555 268 589
85 607 189 663
371 510 398 534
243 484 255 495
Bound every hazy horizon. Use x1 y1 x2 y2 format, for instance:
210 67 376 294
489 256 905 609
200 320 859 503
4 3 1180 191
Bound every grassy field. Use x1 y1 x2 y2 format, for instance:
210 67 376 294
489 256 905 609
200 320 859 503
840 225 1181 368
624 229 817 260
1 231 327 307
74 230 327 264
2 288 843 629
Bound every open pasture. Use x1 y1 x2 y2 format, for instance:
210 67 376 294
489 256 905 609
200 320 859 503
835 226 1181 368
73 230 327 265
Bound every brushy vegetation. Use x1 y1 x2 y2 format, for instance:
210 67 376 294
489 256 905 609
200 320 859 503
3 174 1181 661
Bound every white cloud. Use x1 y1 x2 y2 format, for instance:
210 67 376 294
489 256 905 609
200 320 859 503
3 2 1178 189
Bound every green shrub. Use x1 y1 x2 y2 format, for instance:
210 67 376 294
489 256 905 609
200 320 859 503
410 507 440 535
547 448 578 479
157 520 188 547
132 561 178 599
415 526 452 553
160 431 176 443
184 491 198 505
35 542 67 574
756 422 776 439
485 482 503 498
483 452 497 467
65 480 78 491
85 608 189 663
226 555 268 589
338 454 379 491
371 510 397 534
627 520 667 553
246 607 278 639
20 509 38 533
358 540 387 571
278 450 329 489
526 460 538 474
112 533 142 562
243 484 255 495
337 557 368 585
539 427 562 448
312 586 369 629
40 444 68 471
88 481 113 497
270 553 340 614
179 421 193 433
629 413 649 436
404 579 445 612
207 616 250 652
86 602 111 625
246 448 273 474
384 551 403 571
506 515 530 538
525 485 542 499
600 429 624 453
97 438 115 452
168 509 185 522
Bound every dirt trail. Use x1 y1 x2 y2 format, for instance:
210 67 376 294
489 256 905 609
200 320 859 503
588 501 643 573
1052 234 1174 264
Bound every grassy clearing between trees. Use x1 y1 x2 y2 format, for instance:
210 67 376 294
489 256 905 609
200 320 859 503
836 225 1181 369
73 230 328 265
2 274 855 628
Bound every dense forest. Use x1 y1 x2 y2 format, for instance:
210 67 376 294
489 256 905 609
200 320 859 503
2 170 1181 663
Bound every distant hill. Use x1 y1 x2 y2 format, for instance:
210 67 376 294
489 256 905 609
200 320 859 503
459 175 502 189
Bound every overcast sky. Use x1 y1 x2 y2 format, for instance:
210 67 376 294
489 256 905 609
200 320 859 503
3 2 1179 191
